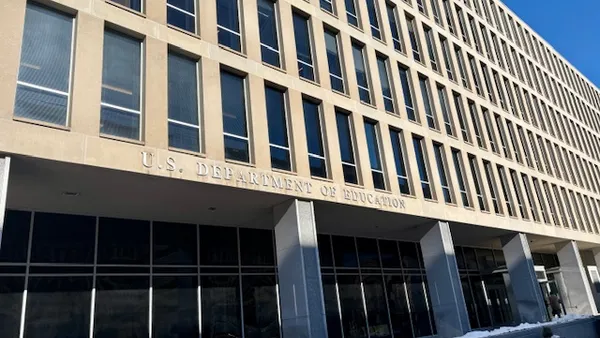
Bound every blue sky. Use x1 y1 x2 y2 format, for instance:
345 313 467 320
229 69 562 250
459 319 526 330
502 0 600 89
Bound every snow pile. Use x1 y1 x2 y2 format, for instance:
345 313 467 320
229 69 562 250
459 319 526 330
455 314 592 338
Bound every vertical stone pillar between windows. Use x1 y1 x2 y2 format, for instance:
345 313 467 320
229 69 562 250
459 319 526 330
240 0 261 61
274 199 328 338
311 16 330 89
378 121 400 195
350 111 374 190
0 0 26 120
201 58 225 161
404 131 425 201
144 37 169 148
198 0 218 45
420 221 471 338
288 88 311 177
278 0 298 76
247 73 271 170
338 31 360 102
321 101 345 184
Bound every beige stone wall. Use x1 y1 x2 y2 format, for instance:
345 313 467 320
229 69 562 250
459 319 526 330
1 0 600 244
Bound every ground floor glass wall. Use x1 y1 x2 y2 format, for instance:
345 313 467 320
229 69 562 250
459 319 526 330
0 210 280 338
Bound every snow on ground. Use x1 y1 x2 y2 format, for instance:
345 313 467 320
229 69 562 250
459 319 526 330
455 314 592 338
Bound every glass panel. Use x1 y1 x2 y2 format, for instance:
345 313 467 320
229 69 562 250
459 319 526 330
217 0 241 51
378 240 401 268
221 71 247 138
199 225 238 266
406 275 433 337
322 275 343 337
293 13 315 81
201 275 242 338
377 57 394 113
390 130 410 195
25 276 92 338
386 275 413 338
318 235 334 267
399 67 416 121
352 44 370 104
100 106 140 140
366 0 381 39
167 5 195 33
265 86 289 147
304 100 325 156
398 242 420 269
153 276 199 338
258 0 280 67
364 122 383 173
0 210 31 263
111 0 142 11
94 276 149 338
270 146 291 171
168 53 199 125
357 238 380 268
101 30 141 111
18 3 72 93
224 135 250 163
14 83 68 125
338 275 368 338
97 218 150 265
345 0 359 26
336 112 355 164
324 30 344 93
168 122 200 153
242 275 280 338
332 236 358 268
364 275 392 338
342 163 359 185
0 276 25 338
31 212 95 264
153 221 197 265
309 156 327 178
239 228 275 266
470 276 492 327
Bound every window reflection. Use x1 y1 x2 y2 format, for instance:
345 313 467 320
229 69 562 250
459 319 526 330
201 275 242 338
242 275 280 338
153 276 199 338
338 275 368 338
0 276 25 338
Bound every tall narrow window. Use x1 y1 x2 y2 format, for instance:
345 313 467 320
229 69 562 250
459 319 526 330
419 76 437 129
506 121 521 163
483 161 501 214
265 86 291 171
377 56 395 113
303 100 327 178
293 13 315 81
221 70 249 163
453 93 470 142
452 149 470 207
468 155 486 211
437 86 454 135
15 3 74 126
217 0 242 51
112 0 142 11
431 0 442 25
336 111 358 184
494 115 510 159
469 56 483 96
481 63 496 103
353 43 371 104
366 0 382 39
468 16 481 53
521 174 539 222
365 121 386 190
533 179 549 224
442 0 456 35
424 26 439 72
482 109 497 153
399 66 417 121
455 6 470 44
390 129 411 194
258 0 280 67
468 102 484 148
407 17 422 62
100 30 142 140
493 72 506 110
510 170 527 219
387 4 404 52
497 165 515 217
440 37 455 81
167 0 196 33
168 52 200 152
416 0 428 14
324 29 345 93
518 127 533 167
321 0 334 13
433 143 453 203
413 136 433 199
455 48 470 89
345 0 359 27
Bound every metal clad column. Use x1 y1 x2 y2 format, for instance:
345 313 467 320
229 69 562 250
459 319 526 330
0 157 10 250
501 233 547 323
420 221 471 337
274 199 328 338
556 241 598 315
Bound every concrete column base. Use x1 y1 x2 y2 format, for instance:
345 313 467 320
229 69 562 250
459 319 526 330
556 241 598 315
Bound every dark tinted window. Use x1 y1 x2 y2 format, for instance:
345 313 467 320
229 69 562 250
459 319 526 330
97 218 150 265
31 213 95 264
199 225 238 266
258 0 280 67
0 210 31 263
221 71 250 162
153 222 198 265
239 228 275 266
332 236 358 268
217 0 241 51
168 52 200 152
265 86 291 171
293 13 315 81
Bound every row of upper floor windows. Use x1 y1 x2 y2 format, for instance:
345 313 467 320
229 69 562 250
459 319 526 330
15 1 600 194
100 0 600 159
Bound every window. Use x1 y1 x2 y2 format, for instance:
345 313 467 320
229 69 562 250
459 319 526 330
168 52 200 152
468 102 484 148
387 4 404 52
455 6 470 44
453 93 470 142
506 121 521 163
439 36 455 82
518 127 532 167
221 70 249 163
497 165 515 217
455 48 470 89
437 86 454 135
265 86 291 171
468 155 486 211
431 0 442 25
442 0 456 35
111 0 142 11
493 72 506 110
521 174 539 222
258 0 281 67
365 121 386 190
324 29 345 93
469 56 483 96
352 43 371 104
480 25 493 61
419 76 437 129
424 26 439 72
293 13 315 81
483 161 501 214
366 0 382 39
167 0 196 33
494 115 510 158
433 143 453 203
510 170 527 219
15 3 74 126
413 136 433 199
469 16 481 53
416 0 428 14
407 17 422 62
217 0 242 51
390 129 411 194
100 30 142 140
482 109 497 153
399 66 417 121
377 56 395 113
345 0 359 27
452 149 470 207
321 0 334 13
481 63 495 103
533 179 550 224
303 100 327 178
336 111 358 184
